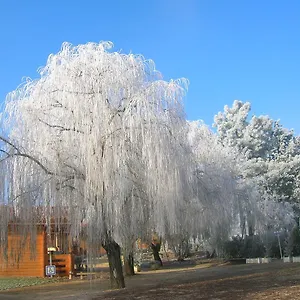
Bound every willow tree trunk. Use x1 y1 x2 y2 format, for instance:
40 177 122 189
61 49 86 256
103 240 125 289
124 251 135 276
151 242 163 266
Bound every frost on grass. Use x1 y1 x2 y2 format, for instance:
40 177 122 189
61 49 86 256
0 277 59 290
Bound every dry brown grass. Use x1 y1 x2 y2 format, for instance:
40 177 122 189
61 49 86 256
97 263 300 300
2 260 300 299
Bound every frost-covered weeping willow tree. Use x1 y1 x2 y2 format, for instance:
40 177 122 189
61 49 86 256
183 121 260 255
0 42 193 288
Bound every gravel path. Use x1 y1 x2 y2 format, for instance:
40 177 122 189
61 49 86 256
1 261 299 299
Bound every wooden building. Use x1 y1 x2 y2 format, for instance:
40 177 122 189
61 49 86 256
0 225 74 277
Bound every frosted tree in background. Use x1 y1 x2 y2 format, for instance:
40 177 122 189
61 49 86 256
214 100 299 235
0 42 193 288
178 121 260 256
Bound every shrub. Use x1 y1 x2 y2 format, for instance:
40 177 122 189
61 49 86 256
223 235 265 258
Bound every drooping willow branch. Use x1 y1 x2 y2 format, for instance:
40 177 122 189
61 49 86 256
0 136 85 181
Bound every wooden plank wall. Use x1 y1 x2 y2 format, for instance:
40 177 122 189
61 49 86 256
0 231 47 277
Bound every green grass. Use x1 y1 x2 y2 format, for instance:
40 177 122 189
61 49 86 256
0 277 60 290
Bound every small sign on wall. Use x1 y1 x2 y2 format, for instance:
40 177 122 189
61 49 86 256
45 265 56 276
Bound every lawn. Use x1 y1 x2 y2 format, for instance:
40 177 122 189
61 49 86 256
0 277 59 290
1 260 300 299
99 262 300 300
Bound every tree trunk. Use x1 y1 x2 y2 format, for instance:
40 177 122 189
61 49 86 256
151 242 163 266
210 249 216 258
103 240 125 289
249 225 254 236
124 251 135 276
177 239 190 261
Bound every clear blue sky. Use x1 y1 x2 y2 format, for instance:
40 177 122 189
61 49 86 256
0 0 299 132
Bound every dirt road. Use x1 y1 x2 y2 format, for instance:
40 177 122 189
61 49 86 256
1 261 299 299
